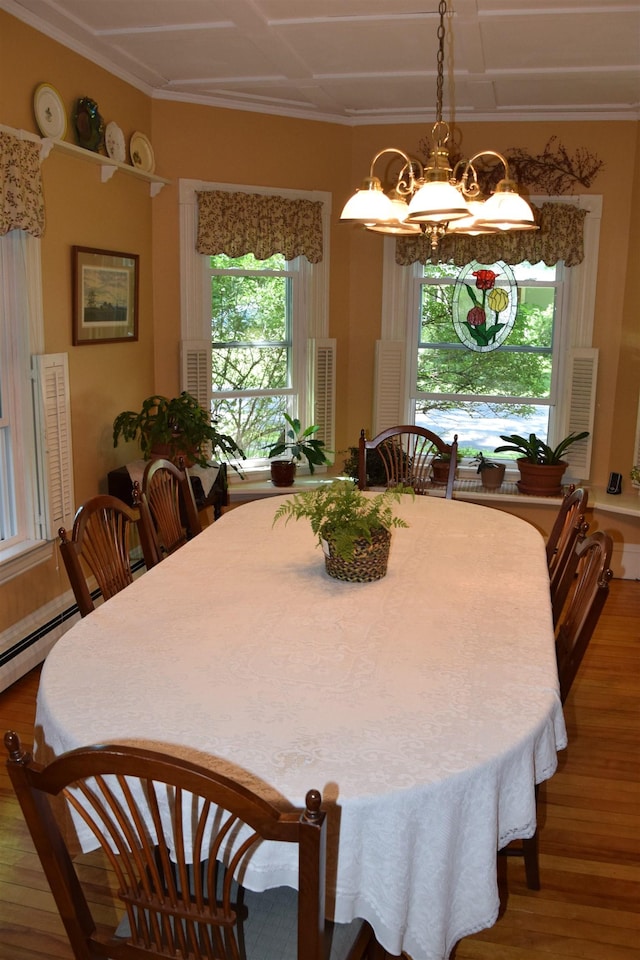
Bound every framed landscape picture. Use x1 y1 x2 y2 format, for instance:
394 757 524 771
72 246 139 344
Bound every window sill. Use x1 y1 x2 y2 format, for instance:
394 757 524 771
0 540 53 585
228 473 333 503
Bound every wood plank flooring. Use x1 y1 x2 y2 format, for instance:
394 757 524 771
0 578 638 959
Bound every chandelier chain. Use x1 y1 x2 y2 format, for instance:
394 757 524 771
339 0 537 242
435 0 447 125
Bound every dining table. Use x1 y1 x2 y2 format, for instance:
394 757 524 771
34 489 567 960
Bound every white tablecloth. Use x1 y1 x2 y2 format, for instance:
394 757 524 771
36 492 567 960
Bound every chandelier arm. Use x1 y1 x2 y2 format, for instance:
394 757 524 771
340 0 534 240
367 148 424 197
462 150 512 182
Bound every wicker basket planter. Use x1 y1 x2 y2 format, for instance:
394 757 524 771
272 480 411 584
322 527 391 582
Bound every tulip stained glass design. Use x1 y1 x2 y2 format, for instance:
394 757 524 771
452 260 517 352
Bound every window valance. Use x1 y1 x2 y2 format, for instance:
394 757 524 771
395 202 587 268
196 190 324 263
0 131 45 238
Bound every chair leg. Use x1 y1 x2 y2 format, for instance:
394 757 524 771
522 832 540 890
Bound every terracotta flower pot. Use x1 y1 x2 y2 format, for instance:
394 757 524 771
480 463 506 490
516 458 567 496
270 460 297 487
430 458 453 485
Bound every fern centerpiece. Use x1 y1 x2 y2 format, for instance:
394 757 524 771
273 480 413 582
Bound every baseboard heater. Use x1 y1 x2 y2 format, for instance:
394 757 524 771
0 559 146 692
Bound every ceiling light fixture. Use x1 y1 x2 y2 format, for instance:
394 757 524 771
340 0 538 248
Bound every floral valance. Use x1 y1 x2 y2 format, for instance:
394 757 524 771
395 202 587 268
196 190 324 263
0 131 45 238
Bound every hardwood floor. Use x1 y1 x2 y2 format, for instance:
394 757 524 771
0 579 638 959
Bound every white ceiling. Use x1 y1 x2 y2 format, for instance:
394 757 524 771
3 0 640 124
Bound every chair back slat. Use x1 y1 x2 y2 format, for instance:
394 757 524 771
4 735 336 960
358 426 458 499
58 494 159 617
555 530 613 702
142 458 202 558
547 486 589 624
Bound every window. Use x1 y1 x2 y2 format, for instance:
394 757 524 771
0 232 40 554
209 252 299 460
179 180 334 473
410 259 561 454
376 196 601 481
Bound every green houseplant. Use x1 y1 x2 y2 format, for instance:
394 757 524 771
273 479 413 581
494 431 589 496
112 392 245 473
267 413 331 487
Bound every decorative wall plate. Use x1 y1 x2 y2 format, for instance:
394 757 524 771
73 97 105 153
129 131 155 173
33 83 67 139
105 121 126 163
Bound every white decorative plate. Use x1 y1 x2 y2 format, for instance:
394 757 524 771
129 131 155 173
33 83 67 139
105 121 126 163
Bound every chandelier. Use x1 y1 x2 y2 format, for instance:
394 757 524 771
339 0 538 249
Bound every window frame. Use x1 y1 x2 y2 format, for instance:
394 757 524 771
0 231 52 581
179 179 332 478
407 258 564 445
376 194 601 482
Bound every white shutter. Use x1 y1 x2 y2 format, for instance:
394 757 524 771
309 338 336 459
562 347 598 479
634 393 640 470
373 340 405 435
33 353 75 539
180 340 211 409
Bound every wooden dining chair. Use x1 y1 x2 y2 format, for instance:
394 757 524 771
546 485 589 622
502 531 613 891
554 530 613 703
58 490 159 618
141 457 202 558
4 733 378 960
358 426 459 498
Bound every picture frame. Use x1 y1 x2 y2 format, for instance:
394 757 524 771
72 246 139 345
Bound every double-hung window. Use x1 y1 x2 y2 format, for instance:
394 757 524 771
179 180 334 474
208 253 298 459
0 231 74 581
411 259 560 453
376 196 600 481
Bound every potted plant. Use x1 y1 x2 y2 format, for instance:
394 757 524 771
430 449 462 485
273 479 413 581
472 452 506 490
112 392 245 474
267 413 331 487
494 431 589 496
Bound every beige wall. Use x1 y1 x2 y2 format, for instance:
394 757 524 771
1 9 639 638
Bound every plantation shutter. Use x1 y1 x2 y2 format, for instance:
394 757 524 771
633 393 640 473
180 340 211 410
308 338 335 459
33 353 75 539
561 348 598 479
373 340 405 435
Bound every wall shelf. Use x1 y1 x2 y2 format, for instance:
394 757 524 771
41 138 170 196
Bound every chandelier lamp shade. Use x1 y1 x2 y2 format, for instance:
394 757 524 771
339 0 537 248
